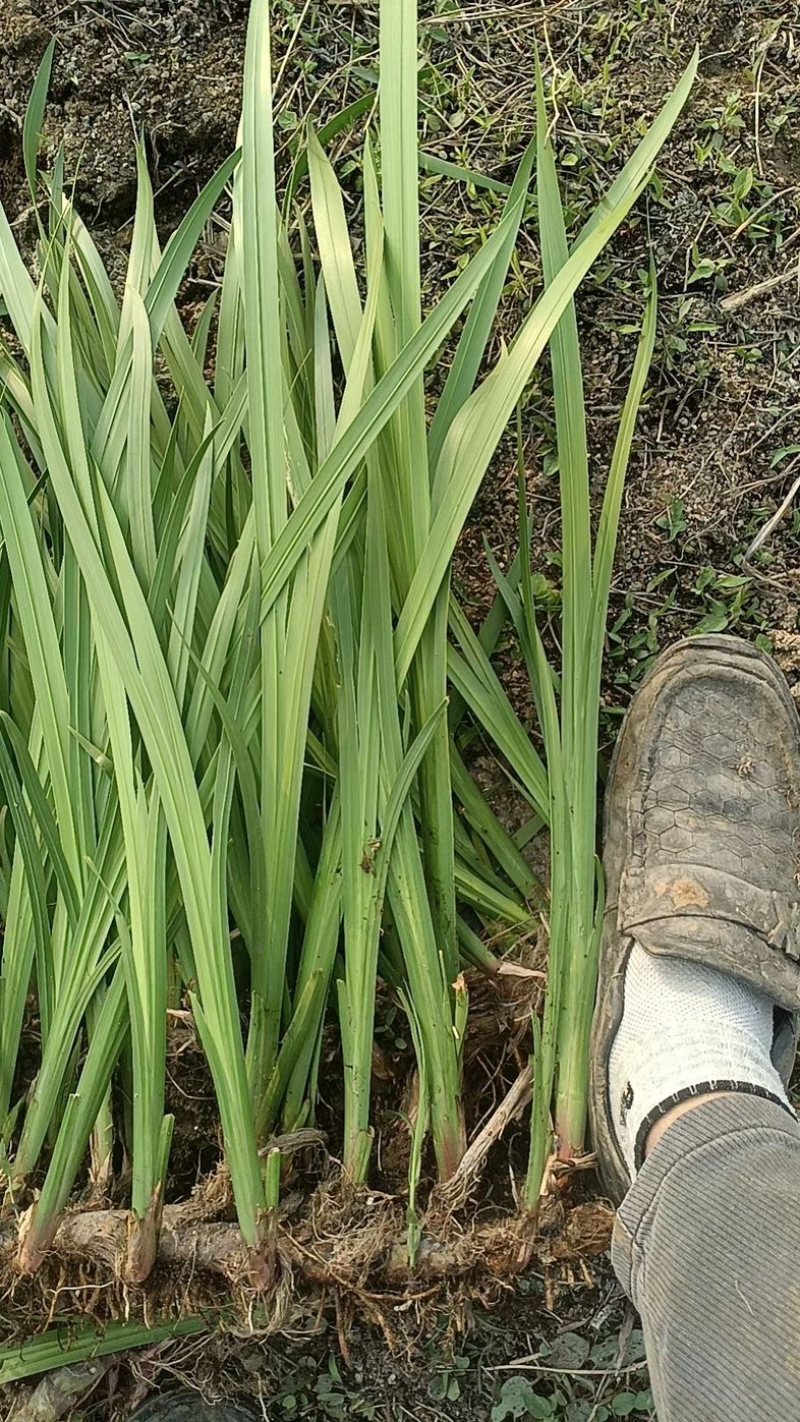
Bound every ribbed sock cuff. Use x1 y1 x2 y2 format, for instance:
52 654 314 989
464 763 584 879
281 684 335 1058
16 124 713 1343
632 1081 795 1171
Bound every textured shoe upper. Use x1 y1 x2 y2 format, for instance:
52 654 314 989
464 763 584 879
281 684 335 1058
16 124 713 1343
618 655 800 1010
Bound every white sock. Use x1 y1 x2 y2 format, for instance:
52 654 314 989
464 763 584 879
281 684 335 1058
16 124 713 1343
608 941 789 1175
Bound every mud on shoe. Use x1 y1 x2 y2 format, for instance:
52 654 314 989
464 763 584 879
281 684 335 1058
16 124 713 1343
590 635 800 1201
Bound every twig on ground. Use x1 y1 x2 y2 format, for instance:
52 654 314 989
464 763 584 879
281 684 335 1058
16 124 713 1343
433 1066 533 1211
720 260 800 312
488 1359 649 1376
743 470 800 560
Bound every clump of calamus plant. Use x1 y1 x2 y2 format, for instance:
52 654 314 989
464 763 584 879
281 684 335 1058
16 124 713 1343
0 0 694 1301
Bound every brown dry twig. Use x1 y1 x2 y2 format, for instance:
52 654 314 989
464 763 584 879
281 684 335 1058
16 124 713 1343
431 1065 533 1214
719 259 800 312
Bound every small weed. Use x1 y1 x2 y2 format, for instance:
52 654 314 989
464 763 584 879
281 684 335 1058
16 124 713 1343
489 1327 654 1422
656 498 687 541
427 1352 471 1403
273 1355 377 1420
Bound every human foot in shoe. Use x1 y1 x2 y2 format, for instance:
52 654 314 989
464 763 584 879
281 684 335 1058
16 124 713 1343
590 635 800 1199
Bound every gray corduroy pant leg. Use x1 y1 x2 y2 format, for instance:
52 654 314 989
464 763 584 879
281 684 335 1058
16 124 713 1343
612 1095 800 1421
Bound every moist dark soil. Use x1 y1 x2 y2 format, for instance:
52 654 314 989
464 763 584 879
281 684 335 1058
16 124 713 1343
2 0 800 1415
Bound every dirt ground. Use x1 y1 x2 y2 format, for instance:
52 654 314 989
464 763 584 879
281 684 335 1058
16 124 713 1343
1 0 800 1416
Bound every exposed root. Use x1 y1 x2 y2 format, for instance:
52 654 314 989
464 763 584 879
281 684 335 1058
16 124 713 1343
0 1183 613 1313
14 1128 328 1287
0 1200 615 1381
123 1194 163 1287
0 958 617 1349
10 1205 251 1282
0 961 609 1346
